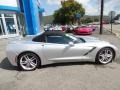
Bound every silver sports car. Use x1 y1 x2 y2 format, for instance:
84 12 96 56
6 31 118 71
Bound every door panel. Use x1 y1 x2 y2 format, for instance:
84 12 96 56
61 44 93 57
43 43 67 61
43 43 93 62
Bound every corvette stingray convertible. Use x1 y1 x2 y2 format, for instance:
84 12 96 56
6 31 118 71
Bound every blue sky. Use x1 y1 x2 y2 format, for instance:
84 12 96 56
40 0 60 16
40 0 120 16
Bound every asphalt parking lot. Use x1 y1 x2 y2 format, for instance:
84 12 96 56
0 29 120 90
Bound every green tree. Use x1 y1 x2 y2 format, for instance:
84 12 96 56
94 18 99 22
114 14 120 20
81 18 93 24
53 0 85 24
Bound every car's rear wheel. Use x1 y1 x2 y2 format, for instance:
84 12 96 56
96 48 115 64
17 52 40 71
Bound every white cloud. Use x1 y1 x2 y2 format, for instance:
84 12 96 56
104 0 120 15
76 0 100 15
47 0 120 15
46 0 99 15
47 0 61 5
76 0 120 15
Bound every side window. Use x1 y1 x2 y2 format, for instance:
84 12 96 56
46 35 69 44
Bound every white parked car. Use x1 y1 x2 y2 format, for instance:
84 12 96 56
114 20 120 24
6 31 118 71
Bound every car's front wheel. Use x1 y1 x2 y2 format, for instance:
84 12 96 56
96 48 115 64
17 52 40 71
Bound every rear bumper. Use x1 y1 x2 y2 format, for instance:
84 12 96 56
6 46 18 66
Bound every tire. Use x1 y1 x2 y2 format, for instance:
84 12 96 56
96 47 115 64
17 52 40 71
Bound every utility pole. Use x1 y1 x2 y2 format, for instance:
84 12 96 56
111 11 113 33
100 0 104 34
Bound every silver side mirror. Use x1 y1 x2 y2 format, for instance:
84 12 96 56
69 42 74 46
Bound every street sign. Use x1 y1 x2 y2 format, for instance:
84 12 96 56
75 13 81 19
108 11 116 19
108 11 116 33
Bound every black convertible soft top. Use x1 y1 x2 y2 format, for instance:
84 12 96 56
32 31 65 42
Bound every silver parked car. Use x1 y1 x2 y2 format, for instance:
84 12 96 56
6 31 118 71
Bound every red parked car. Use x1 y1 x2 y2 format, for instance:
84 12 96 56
87 25 98 31
73 26 93 35
61 26 67 32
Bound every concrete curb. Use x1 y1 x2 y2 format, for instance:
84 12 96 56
109 30 120 39
104 27 120 39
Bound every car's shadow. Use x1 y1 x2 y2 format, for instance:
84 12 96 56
40 61 96 69
0 57 19 71
0 57 111 71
